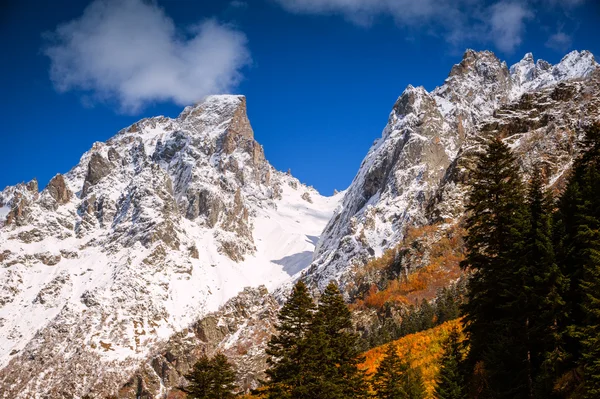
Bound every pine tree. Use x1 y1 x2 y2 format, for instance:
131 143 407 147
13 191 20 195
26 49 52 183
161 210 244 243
264 280 316 399
568 124 600 398
518 167 566 398
552 124 600 398
183 353 237 399
434 326 466 399
371 344 426 399
372 343 408 398
305 281 369 399
403 366 427 399
460 138 528 398
418 299 435 331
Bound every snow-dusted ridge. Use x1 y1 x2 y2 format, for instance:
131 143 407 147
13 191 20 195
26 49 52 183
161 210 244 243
304 50 598 291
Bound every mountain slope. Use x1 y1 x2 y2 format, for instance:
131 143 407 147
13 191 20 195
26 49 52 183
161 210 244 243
0 96 340 398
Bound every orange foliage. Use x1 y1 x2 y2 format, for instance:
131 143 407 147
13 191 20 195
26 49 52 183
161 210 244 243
353 224 465 310
360 319 464 398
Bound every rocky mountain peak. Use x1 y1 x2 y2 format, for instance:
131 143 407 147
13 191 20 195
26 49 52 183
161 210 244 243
510 52 537 85
552 50 597 80
0 92 341 397
433 49 512 126
391 85 431 117
178 95 252 141
304 49 600 297
448 49 507 82
508 50 598 98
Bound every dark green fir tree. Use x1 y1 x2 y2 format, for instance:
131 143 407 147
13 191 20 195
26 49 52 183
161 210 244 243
519 167 565 398
434 326 466 399
372 344 426 399
183 353 237 399
306 281 369 399
264 280 316 399
460 138 528 398
564 124 600 398
371 343 407 399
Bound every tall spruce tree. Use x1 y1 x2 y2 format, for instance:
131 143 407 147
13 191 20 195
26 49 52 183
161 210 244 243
264 280 316 399
305 281 369 399
460 138 528 398
518 167 566 398
372 343 408 399
555 124 600 398
403 365 427 399
183 353 237 399
372 344 426 399
434 326 466 399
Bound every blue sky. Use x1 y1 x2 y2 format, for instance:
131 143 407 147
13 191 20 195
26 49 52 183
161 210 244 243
1 0 599 195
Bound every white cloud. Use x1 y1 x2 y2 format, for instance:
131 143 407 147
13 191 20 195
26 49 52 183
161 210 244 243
274 0 563 54
545 31 573 51
44 0 251 113
542 0 586 6
489 1 533 53
273 0 462 27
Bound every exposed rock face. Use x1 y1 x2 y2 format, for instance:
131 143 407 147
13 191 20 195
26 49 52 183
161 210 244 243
0 95 340 398
82 152 113 196
118 287 279 398
303 50 599 293
2 179 39 227
43 174 72 207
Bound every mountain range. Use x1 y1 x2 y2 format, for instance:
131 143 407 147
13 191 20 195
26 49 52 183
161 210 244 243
0 49 598 398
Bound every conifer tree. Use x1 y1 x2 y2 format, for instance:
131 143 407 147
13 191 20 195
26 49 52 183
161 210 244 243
184 353 237 399
372 344 426 399
434 326 466 399
306 281 369 398
403 365 427 399
372 343 407 398
264 280 316 399
517 167 566 397
460 138 528 398
557 124 600 398
418 299 435 331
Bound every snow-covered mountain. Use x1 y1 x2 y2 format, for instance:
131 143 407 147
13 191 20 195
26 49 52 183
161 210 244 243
304 50 599 291
0 95 341 397
0 49 599 398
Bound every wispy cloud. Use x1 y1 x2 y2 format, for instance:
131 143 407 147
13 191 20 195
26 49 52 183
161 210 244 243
274 0 581 54
44 0 251 113
545 31 573 52
273 0 464 28
489 1 533 53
